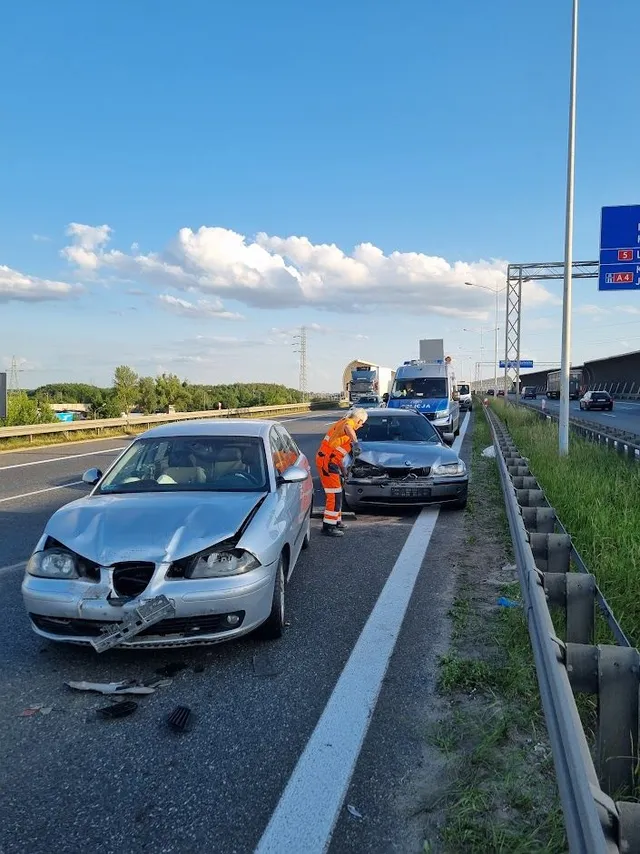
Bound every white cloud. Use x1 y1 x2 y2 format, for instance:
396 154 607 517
0 265 81 303
158 294 244 321
61 222 559 318
32 234 51 243
60 222 112 271
577 304 609 317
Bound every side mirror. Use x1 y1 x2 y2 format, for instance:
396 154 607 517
382 393 389 403
82 467 102 486
441 433 455 446
277 465 309 485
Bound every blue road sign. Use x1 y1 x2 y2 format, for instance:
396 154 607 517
599 205 640 291
499 360 533 369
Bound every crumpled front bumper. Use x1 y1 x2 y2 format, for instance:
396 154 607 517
344 475 468 507
22 561 278 649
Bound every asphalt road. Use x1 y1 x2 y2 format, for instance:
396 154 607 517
516 395 640 437
0 410 472 854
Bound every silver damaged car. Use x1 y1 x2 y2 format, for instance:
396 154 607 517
343 408 468 511
22 420 313 649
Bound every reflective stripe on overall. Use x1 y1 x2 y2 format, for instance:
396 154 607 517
315 417 355 526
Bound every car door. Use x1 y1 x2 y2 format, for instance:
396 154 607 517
269 426 300 570
274 425 310 557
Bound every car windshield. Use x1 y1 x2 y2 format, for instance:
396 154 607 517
391 378 447 399
358 414 440 443
457 384 470 395
97 436 269 494
358 397 379 404
592 393 610 401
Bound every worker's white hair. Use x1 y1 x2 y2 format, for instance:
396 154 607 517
349 407 369 423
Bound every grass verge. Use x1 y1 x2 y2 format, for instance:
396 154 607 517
491 399 640 645
424 411 566 853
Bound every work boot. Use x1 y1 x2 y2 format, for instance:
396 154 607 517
336 521 348 530
322 525 344 538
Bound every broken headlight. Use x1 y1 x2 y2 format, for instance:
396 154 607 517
431 461 466 477
185 547 261 579
27 548 79 580
349 460 386 479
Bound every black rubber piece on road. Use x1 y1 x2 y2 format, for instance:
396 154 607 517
167 705 193 732
97 701 138 720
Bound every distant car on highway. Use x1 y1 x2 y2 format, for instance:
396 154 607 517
456 383 472 411
486 389 495 396
497 389 505 397
522 386 537 399
21 420 313 650
579 391 613 412
343 408 468 511
356 395 382 409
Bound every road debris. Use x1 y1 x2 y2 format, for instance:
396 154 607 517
90 595 175 653
497 597 521 608
19 708 39 717
155 662 188 678
65 680 156 696
481 445 496 458
167 705 193 732
97 701 138 719
347 804 363 820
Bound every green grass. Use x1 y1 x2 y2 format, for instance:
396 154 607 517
424 409 566 853
491 399 640 645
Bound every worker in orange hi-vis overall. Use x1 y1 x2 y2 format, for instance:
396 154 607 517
315 407 368 538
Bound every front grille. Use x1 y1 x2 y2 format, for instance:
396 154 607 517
384 467 431 479
112 563 155 597
30 612 245 638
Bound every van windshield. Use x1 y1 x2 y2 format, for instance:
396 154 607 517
457 384 470 395
391 378 447 399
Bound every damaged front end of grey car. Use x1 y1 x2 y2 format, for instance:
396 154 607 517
342 408 468 511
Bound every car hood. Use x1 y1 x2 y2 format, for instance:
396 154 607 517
355 441 460 469
44 491 266 566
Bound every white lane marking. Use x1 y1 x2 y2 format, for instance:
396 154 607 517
0 481 84 504
0 561 26 575
0 447 124 472
255 414 470 854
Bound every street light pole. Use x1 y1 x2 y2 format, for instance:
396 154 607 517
559 0 579 456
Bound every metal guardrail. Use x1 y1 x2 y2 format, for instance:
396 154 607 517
486 406 640 853
0 403 313 442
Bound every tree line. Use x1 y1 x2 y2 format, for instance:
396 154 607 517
1 367 305 427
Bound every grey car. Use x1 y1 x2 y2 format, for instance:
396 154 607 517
21 420 313 650
343 409 468 511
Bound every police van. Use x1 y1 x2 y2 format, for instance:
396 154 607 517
383 358 461 435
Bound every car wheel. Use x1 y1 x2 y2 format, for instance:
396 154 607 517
258 554 286 640
301 512 311 550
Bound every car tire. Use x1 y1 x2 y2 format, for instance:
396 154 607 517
301 512 311 550
258 554 286 641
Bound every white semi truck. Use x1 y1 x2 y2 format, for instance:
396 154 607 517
343 362 395 403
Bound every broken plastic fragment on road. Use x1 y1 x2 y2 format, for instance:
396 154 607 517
347 805 363 820
167 705 193 732
497 597 521 608
97 701 138 719
90 595 176 653
481 445 496 458
65 680 156 695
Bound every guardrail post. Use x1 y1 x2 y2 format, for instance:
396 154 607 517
512 476 539 490
522 506 556 534
528 533 571 573
544 574 595 644
597 646 640 797
515 488 548 507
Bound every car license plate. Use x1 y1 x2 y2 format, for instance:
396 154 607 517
390 487 431 498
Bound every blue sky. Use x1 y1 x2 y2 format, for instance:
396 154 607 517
2 0 640 390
